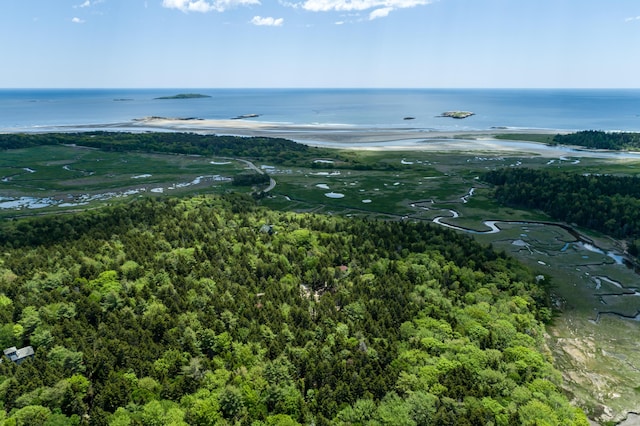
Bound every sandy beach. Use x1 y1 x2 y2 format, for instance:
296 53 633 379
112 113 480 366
122 116 559 142
104 117 639 159
20 117 636 159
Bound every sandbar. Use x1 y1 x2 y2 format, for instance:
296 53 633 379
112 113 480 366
14 117 640 159
112 117 624 158
121 117 557 142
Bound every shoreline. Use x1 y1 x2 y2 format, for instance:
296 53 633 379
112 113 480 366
118 116 571 140
2 117 639 159
2 116 566 139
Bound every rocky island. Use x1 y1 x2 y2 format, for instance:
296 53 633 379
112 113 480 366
154 93 211 100
231 113 261 120
439 111 475 119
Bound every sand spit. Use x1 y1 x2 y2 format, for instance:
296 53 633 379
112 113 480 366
21 117 640 159
104 118 628 158
121 117 556 143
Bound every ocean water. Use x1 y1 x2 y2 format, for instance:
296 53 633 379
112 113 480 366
0 88 639 132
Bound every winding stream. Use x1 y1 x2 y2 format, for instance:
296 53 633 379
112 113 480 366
429 188 629 263
427 188 640 323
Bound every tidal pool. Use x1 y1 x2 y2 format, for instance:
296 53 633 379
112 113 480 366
324 192 345 199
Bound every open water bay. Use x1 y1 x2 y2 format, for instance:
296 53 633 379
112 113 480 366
1 88 639 133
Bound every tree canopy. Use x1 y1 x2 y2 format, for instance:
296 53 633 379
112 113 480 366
0 194 586 425
552 130 640 150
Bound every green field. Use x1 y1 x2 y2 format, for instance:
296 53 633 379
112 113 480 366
1 136 640 424
0 145 248 215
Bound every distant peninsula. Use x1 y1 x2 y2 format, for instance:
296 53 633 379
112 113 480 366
439 111 475 119
154 93 211 100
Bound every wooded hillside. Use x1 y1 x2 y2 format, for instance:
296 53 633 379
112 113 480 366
0 195 587 425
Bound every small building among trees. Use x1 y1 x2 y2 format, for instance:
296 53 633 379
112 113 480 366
3 346 35 365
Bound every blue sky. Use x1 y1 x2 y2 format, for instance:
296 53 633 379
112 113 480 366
1 0 639 88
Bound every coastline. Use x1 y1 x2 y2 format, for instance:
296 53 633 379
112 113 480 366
119 116 567 140
3 117 639 159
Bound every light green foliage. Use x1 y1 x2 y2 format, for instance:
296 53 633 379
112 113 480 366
26 270 71 292
288 229 314 247
0 294 12 309
7 405 52 426
153 350 189 380
261 413 300 425
67 374 90 395
156 247 195 274
14 385 64 410
405 392 438 425
120 260 142 280
519 399 560 426
144 300 168 319
109 408 133 426
47 346 85 373
336 398 378 424
30 327 54 348
40 302 76 322
89 270 121 296
376 392 416 425
184 393 222 425
201 369 231 391
0 194 588 425
141 400 188 426
0 269 18 285
18 306 40 334
11 324 24 341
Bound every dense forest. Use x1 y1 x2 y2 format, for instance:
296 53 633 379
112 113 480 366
0 132 329 166
552 130 640 150
0 194 587 425
0 132 409 172
484 168 640 254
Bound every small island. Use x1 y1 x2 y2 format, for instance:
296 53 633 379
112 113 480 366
231 113 261 120
439 111 475 119
154 93 211 100
133 116 202 121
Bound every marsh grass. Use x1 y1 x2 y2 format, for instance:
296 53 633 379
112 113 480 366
1 146 242 190
2 138 640 421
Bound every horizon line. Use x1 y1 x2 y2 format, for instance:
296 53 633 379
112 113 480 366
2 87 640 91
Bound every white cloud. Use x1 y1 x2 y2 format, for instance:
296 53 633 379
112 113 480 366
369 6 392 20
74 0 103 8
297 0 433 12
625 16 640 22
71 17 85 23
251 16 284 26
162 0 261 13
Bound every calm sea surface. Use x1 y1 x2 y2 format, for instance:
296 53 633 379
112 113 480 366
0 88 639 132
